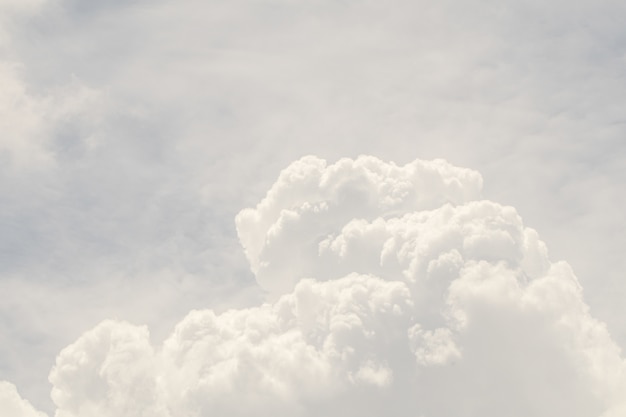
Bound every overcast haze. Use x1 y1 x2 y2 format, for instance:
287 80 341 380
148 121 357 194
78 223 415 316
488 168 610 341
1 0 626 415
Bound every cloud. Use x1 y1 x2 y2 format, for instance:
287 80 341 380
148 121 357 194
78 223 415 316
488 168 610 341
0 63 102 175
2 0 626 413
235 155 483 294
0 381 48 417
44 156 626 416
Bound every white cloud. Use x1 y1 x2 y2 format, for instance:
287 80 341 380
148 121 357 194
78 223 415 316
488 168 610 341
2 0 626 413
0 381 48 417
45 156 626 416
236 156 483 294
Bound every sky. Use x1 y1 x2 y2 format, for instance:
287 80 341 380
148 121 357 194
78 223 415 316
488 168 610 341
1 0 626 415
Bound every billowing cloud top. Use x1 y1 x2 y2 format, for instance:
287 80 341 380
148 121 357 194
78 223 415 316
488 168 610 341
236 156 483 294
6 156 626 416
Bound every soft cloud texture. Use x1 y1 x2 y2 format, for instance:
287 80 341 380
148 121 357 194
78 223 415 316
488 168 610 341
43 156 626 416
2 0 626 413
0 381 47 417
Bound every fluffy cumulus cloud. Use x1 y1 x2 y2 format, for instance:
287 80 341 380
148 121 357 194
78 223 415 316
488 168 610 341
0 381 47 417
29 156 626 416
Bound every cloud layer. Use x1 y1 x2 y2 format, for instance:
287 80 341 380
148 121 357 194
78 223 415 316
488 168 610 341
14 156 621 417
